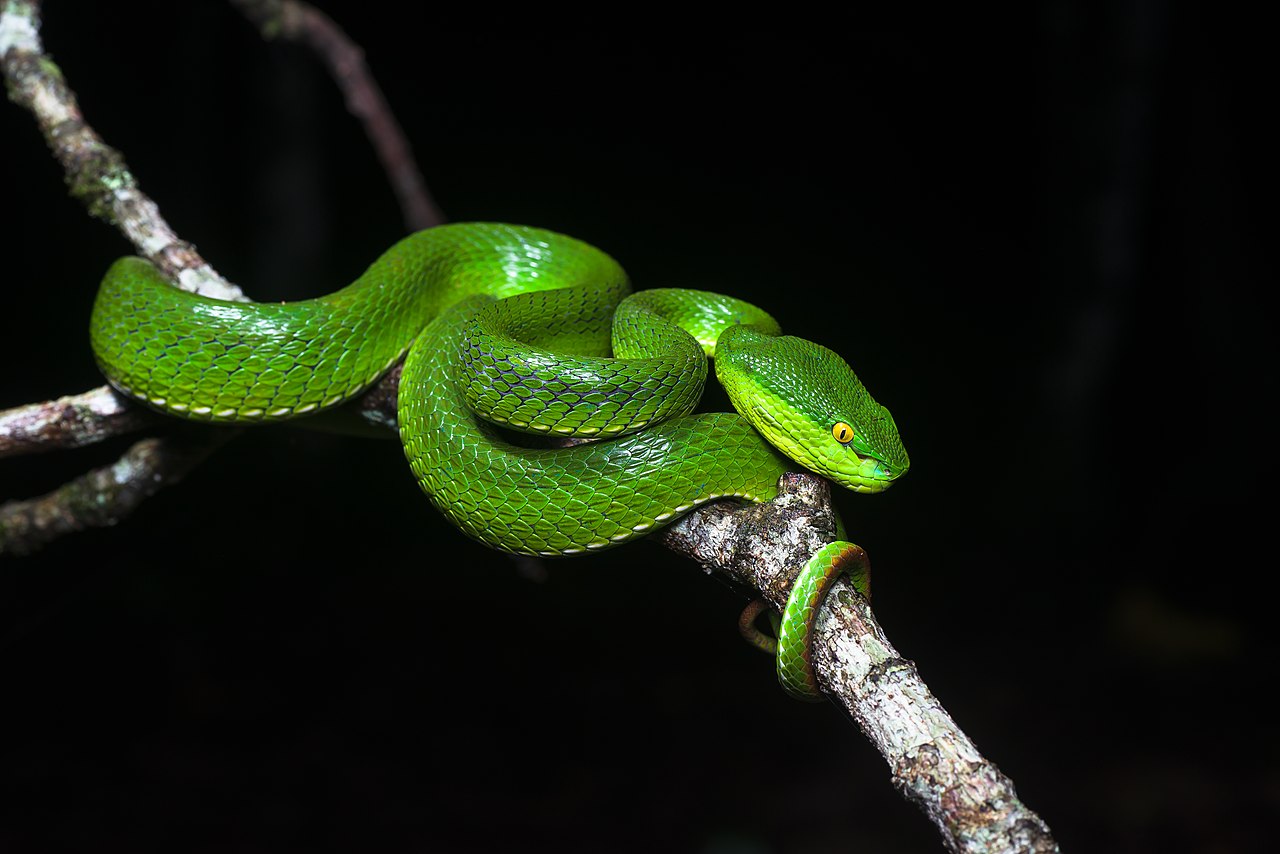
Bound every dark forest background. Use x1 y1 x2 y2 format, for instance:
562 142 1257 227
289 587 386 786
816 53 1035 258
1 3 1275 852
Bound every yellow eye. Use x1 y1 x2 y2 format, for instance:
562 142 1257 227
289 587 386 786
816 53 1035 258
832 422 855 444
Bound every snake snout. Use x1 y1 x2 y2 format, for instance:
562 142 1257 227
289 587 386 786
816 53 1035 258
837 453 907 494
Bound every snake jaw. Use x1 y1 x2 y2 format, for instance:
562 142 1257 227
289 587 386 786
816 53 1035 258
820 437 904 495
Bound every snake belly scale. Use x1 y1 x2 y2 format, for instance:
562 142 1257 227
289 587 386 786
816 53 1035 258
90 222 909 699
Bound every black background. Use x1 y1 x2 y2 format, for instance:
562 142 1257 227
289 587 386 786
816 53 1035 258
1 3 1275 852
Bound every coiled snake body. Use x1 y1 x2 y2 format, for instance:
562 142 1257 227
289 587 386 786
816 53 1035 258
90 223 909 699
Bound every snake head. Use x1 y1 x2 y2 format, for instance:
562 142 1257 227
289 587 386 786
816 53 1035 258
714 326 909 494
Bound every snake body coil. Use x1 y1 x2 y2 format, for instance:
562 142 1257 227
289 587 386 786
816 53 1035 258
90 223 909 699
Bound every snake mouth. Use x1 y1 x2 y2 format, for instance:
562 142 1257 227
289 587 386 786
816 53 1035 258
863 452 905 481
844 441 911 493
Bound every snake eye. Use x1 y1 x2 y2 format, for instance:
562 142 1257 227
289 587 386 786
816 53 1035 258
832 422 855 444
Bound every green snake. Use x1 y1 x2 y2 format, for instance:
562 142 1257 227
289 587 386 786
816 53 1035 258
89 223 909 700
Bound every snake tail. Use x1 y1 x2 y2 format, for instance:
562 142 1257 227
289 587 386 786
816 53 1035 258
774 541 871 702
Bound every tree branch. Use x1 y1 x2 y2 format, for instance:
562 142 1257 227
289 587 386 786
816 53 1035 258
0 385 155 458
0 433 231 555
230 0 444 231
1 0 242 300
659 474 1060 853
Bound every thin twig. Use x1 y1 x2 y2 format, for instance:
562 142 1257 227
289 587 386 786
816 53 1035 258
0 434 231 555
231 0 444 231
0 357 399 458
